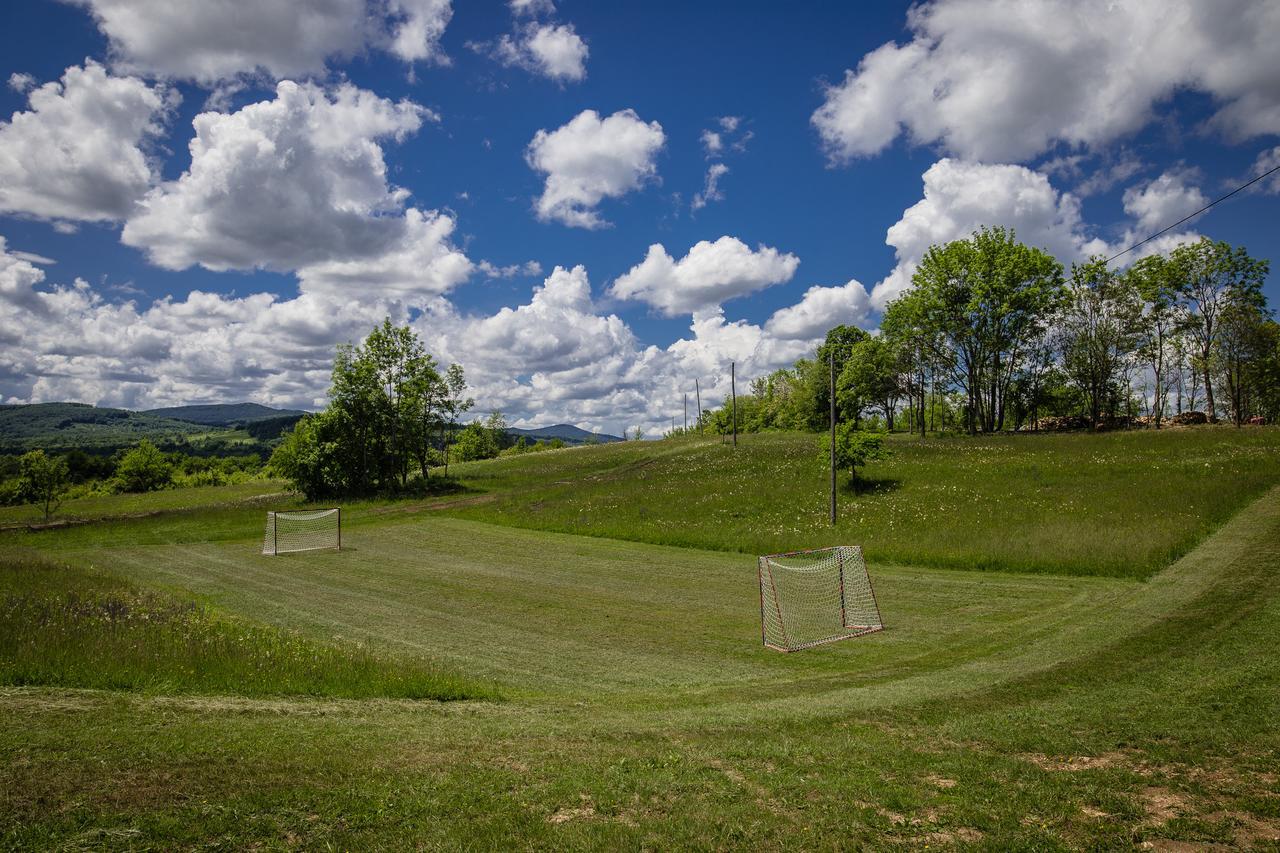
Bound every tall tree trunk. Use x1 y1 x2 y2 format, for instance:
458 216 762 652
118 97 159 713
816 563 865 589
1202 357 1215 420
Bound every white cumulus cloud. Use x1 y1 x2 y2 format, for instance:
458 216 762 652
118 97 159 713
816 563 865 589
872 158 1109 308
765 280 873 340
1 236 876 439
610 236 800 316
386 0 454 64
120 80 469 300
0 236 397 409
812 0 1280 163
490 23 588 82
526 109 665 229
0 61 173 224
68 0 454 84
1122 170 1208 234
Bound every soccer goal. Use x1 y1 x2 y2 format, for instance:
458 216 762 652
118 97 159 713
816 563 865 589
758 545 883 652
262 508 341 555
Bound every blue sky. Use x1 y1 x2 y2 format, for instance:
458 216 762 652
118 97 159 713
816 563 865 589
1 0 1277 434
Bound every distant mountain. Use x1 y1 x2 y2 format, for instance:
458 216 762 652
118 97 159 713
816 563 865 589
142 403 307 426
1 403 618 454
0 402 211 452
506 424 623 445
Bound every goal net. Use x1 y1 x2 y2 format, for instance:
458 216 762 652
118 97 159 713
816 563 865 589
262 508 341 555
758 545 883 651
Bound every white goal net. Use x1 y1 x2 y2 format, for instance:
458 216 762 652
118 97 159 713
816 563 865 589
262 508 341 555
758 545 883 651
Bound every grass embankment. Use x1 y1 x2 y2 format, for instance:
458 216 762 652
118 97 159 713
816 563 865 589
0 556 492 700
445 427 1280 577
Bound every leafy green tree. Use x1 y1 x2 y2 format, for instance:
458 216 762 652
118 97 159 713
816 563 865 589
839 336 904 431
327 319 449 491
114 440 173 493
1056 259 1138 427
18 449 69 521
909 227 1064 433
484 411 508 451
452 421 500 461
825 424 888 488
1216 287 1273 426
440 363 473 477
1125 254 1181 427
1249 320 1280 423
810 325 871 427
548 438 566 449
1171 238 1270 419
268 412 347 500
881 291 944 435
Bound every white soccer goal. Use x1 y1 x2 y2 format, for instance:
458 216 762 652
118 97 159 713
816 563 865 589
758 545 883 652
262 508 341 555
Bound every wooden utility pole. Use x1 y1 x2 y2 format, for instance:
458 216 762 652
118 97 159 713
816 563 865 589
830 352 837 525
731 361 738 448
695 379 702 433
683 393 687 431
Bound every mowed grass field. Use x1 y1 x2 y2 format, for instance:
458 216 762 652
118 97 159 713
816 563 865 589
2 428 1280 848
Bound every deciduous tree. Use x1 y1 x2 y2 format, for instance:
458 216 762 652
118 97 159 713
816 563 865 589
18 449 69 521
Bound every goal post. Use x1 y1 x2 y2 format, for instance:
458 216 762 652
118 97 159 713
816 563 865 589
758 545 883 652
262 508 341 556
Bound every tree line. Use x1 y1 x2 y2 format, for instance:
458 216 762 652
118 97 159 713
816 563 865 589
0 441 265 521
702 230 1275 435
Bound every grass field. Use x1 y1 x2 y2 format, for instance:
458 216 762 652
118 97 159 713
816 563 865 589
2 429 1279 848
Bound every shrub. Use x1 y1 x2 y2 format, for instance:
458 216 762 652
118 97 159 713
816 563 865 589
113 440 173 493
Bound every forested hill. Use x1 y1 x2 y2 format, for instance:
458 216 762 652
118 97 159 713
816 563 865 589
507 424 623 444
0 402 304 453
142 403 306 426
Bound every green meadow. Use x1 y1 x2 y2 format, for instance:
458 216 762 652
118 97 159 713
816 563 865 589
446 428 1280 577
3 428 1279 848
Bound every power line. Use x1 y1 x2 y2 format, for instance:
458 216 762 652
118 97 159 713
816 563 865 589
1104 162 1280 265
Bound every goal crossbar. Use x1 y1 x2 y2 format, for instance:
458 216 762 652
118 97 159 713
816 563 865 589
758 545 883 652
262 508 341 555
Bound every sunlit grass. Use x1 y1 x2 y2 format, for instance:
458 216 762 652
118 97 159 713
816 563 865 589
0 556 495 701
443 427 1280 578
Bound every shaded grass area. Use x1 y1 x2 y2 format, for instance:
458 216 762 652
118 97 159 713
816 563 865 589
0 556 495 701
2 487 1279 848
444 427 1280 577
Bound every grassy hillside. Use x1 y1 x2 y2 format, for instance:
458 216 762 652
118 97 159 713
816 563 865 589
443 428 1280 578
2 430 1280 847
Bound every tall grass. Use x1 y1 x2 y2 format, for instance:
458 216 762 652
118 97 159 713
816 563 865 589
0 479 289 526
0 557 495 701
444 427 1280 578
